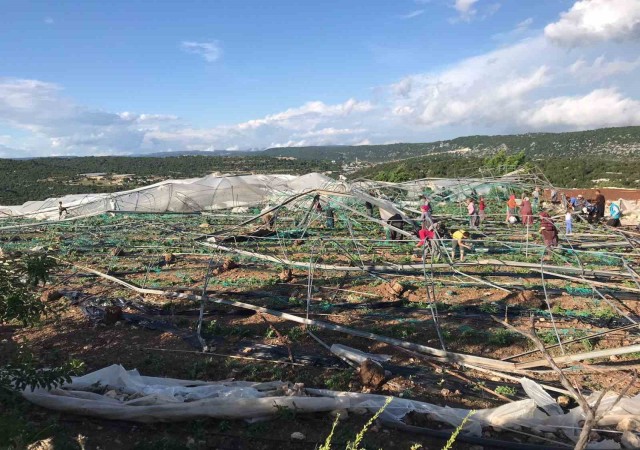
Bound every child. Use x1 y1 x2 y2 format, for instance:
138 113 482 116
565 207 573 235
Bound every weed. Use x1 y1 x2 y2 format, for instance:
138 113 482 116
478 302 499 314
494 385 518 397
325 370 353 391
442 410 475 450
487 329 519 346
217 420 231 432
287 326 305 341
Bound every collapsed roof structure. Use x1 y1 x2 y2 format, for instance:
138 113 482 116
3 169 640 448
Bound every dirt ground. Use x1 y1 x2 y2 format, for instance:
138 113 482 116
1 211 640 450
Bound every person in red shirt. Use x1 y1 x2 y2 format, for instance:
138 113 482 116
478 197 486 224
416 221 435 247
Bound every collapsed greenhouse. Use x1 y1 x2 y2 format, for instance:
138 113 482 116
2 169 640 449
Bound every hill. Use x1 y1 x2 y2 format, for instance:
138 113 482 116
262 126 640 163
0 155 337 205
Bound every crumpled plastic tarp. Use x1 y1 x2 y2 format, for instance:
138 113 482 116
21 365 640 449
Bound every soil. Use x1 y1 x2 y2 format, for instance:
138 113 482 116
1 212 639 450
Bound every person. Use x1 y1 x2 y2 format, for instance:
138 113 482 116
565 207 573 236
325 204 335 229
467 198 479 228
478 197 486 224
608 201 622 227
594 190 606 221
416 221 435 248
387 213 404 240
573 194 586 210
451 229 471 262
550 189 559 204
506 194 518 224
532 187 540 210
539 211 559 248
365 200 374 217
312 194 322 212
58 201 68 220
520 197 533 226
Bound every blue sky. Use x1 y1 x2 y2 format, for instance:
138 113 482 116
1 0 639 156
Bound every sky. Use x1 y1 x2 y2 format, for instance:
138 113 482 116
1 0 640 157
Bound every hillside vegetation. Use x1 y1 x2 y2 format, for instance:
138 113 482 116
264 126 640 162
0 156 337 205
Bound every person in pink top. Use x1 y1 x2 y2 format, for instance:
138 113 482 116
467 198 478 228
519 197 533 226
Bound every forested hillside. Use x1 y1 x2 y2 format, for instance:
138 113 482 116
263 126 640 162
0 156 337 205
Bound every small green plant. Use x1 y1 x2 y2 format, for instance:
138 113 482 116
346 396 393 450
287 326 305 341
487 329 519 346
442 410 475 450
325 370 353 391
494 385 518 397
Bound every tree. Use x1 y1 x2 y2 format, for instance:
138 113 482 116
0 253 83 392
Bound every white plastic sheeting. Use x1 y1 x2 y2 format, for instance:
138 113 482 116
21 365 640 449
0 172 338 220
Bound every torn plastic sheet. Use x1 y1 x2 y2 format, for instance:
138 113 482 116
330 343 392 365
21 365 639 449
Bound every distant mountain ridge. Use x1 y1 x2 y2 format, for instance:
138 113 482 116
260 126 640 163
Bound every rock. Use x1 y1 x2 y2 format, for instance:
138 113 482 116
383 281 405 298
164 253 176 265
618 417 640 432
221 258 238 271
199 223 210 228
104 305 123 325
622 431 640 449
440 388 451 397
290 432 305 440
557 395 571 408
41 290 63 302
330 409 349 421
279 268 293 282
27 438 54 450
359 359 386 389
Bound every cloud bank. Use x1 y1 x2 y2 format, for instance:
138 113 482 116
1 0 639 157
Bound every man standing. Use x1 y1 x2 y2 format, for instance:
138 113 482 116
532 187 540 211
58 201 68 220
594 190 606 221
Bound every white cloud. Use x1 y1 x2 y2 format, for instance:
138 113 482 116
399 10 425 19
524 88 640 129
180 41 222 62
44 17 54 25
390 37 552 127
545 0 640 46
3 1 640 157
569 55 640 82
454 0 479 19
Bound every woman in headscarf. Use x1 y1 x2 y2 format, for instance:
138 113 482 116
506 194 518 223
519 197 533 226
539 211 558 248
